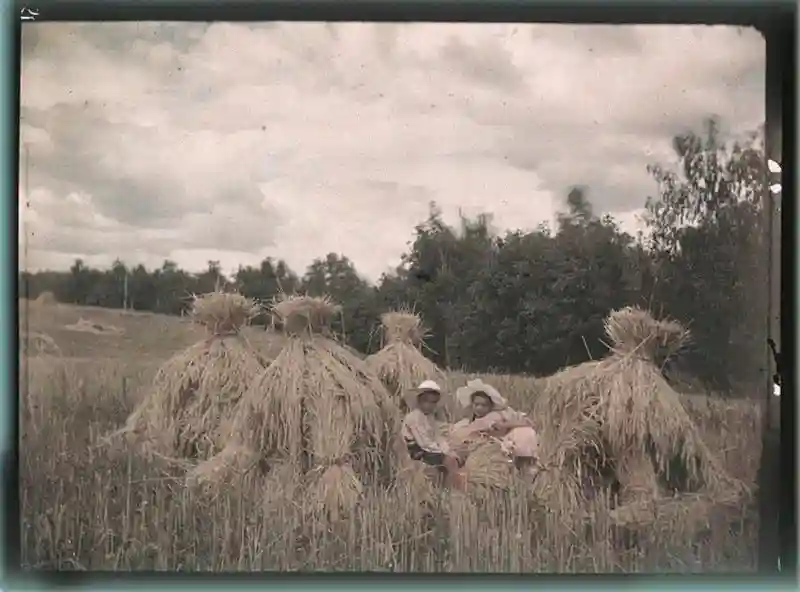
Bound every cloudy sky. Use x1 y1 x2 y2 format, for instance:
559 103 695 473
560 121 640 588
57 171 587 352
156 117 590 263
19 23 765 282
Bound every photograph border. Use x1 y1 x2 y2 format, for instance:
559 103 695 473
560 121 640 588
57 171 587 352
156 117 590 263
5 0 796 586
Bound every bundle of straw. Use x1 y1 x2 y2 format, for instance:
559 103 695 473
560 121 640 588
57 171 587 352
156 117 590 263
191 291 262 336
305 463 364 522
21 331 61 357
530 395 607 517
366 309 445 411
197 295 399 521
457 436 516 497
604 306 689 363
118 292 267 463
186 441 261 487
33 291 57 305
533 307 745 510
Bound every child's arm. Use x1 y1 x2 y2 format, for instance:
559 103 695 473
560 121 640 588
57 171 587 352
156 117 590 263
470 412 504 431
456 412 505 439
495 409 534 431
481 411 531 438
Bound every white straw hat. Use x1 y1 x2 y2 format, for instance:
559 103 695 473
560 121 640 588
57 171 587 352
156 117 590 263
417 380 442 394
455 379 507 410
403 380 442 408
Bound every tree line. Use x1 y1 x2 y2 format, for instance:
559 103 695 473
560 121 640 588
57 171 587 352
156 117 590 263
20 118 770 395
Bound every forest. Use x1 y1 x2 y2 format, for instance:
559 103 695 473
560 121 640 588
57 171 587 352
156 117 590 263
20 118 770 394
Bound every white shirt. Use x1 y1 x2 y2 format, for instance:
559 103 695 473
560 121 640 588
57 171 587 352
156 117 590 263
401 409 450 454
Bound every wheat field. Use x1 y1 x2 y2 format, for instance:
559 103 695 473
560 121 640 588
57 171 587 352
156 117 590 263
19 301 762 572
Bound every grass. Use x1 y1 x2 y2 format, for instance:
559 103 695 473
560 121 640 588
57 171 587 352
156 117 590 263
19 302 762 572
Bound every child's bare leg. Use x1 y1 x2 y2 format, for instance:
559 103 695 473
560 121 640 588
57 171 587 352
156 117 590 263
442 454 465 489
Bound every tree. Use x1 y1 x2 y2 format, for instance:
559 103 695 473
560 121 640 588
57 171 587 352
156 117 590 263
112 259 129 309
128 264 157 311
301 253 377 352
18 133 768 395
67 258 91 305
391 203 496 367
152 260 194 315
644 117 768 391
235 258 300 326
196 260 226 295
558 185 595 228
274 260 299 295
456 189 640 376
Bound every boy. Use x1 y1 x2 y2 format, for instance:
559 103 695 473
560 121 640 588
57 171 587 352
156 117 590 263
401 380 463 488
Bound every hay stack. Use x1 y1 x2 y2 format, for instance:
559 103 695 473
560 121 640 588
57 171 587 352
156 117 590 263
533 307 745 514
21 331 61 357
196 295 399 521
366 309 445 411
530 399 606 515
33 291 56 305
119 292 267 463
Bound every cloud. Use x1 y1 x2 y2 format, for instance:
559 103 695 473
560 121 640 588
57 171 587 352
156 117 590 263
20 22 765 282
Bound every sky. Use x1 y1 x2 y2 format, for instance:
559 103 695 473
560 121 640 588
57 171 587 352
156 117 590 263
19 23 765 283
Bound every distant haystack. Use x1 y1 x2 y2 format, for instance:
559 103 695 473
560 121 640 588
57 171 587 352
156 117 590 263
118 291 268 463
64 318 125 336
533 307 746 519
34 291 56 305
21 331 61 357
192 295 399 522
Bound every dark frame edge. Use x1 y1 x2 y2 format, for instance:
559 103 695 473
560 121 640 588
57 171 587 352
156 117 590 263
7 0 797 583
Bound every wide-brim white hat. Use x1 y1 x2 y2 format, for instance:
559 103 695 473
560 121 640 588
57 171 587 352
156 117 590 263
404 379 443 408
455 379 507 410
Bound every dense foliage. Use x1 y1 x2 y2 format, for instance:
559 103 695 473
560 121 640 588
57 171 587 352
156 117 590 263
21 119 771 394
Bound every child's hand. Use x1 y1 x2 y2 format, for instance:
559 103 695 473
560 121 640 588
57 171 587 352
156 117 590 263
494 420 518 432
506 418 534 430
488 423 513 438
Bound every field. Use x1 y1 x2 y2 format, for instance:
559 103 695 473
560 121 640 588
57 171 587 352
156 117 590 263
19 300 763 572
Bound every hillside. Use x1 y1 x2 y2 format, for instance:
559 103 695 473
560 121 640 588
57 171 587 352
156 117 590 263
19 299 288 361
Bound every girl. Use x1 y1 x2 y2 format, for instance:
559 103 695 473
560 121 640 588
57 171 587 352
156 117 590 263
450 379 539 476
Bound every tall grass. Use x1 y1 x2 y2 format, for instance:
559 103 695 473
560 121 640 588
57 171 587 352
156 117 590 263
20 357 758 572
